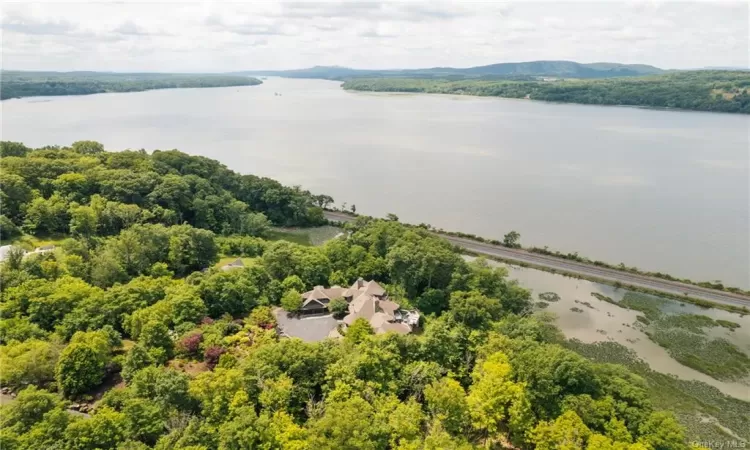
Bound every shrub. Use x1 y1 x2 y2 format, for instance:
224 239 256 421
122 344 155 382
55 342 107 397
178 332 203 357
327 297 349 318
0 339 60 388
280 289 302 313
0 215 22 240
204 346 226 370
248 306 276 329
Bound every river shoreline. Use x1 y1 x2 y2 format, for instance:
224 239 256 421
324 210 750 311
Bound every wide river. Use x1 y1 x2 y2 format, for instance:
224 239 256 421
2 77 748 287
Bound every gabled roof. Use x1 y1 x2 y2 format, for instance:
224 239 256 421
350 277 366 290
322 286 347 299
221 258 245 271
302 298 327 310
304 286 331 302
344 279 385 298
370 312 391 329
377 300 400 316
342 288 360 298
362 280 385 297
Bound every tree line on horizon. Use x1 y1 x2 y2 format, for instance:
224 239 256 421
343 70 750 114
0 73 261 100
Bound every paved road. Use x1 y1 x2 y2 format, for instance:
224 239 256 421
324 211 750 309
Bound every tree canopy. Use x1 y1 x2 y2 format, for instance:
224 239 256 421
0 143 708 450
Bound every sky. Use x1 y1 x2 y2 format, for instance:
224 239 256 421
1 1 748 72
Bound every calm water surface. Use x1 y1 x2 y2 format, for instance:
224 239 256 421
2 77 748 287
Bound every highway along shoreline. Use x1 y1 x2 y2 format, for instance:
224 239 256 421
322 210 750 313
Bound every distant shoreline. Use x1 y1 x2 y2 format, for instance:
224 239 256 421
341 72 750 115
0 74 262 101
341 85 747 116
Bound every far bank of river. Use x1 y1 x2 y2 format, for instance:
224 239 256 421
2 77 747 287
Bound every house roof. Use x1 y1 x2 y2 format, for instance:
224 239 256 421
343 279 385 298
221 258 244 271
305 286 331 301
296 279 414 335
302 298 327 310
342 288 360 298
302 286 347 302
377 300 400 316
362 281 385 297
324 286 346 298
350 278 366 290
370 312 391 329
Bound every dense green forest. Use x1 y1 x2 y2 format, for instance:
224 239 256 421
0 142 740 449
0 72 261 100
343 71 750 114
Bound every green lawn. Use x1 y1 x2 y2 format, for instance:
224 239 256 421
214 257 259 269
267 225 343 247
1 233 68 250
267 229 312 246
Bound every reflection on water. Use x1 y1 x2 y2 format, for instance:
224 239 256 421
467 256 750 400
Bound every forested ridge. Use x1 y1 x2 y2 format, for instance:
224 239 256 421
342 71 750 114
0 141 729 449
239 60 664 79
0 72 261 100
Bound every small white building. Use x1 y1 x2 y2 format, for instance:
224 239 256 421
0 245 14 262
31 245 56 255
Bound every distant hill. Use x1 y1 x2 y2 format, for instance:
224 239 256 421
236 60 665 80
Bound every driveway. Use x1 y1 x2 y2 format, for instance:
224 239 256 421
274 309 339 342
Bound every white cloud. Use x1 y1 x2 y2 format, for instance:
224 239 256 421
0 1 747 72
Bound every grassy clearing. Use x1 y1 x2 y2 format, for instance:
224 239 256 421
306 225 343 246
267 229 312 246
167 359 209 377
214 257 259 268
1 233 68 250
566 340 750 444
267 225 343 247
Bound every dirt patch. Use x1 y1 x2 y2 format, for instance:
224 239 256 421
168 359 209 377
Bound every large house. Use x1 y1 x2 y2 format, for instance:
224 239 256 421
300 278 419 336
